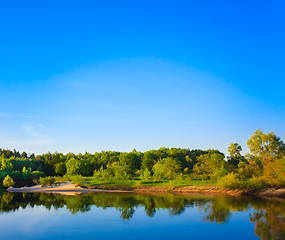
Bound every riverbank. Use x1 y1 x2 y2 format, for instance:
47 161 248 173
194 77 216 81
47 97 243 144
7 182 130 195
88 185 285 198
6 182 285 198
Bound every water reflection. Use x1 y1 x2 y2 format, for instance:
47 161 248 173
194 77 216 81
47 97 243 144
0 192 284 239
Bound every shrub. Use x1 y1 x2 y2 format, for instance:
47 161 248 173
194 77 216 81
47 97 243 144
39 176 56 186
193 153 226 180
70 175 85 185
93 166 112 180
140 168 152 181
3 175 15 188
153 157 181 180
261 158 285 187
213 165 228 181
31 171 46 179
218 173 243 189
247 176 265 190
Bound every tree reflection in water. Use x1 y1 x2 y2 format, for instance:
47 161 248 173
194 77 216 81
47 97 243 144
0 192 284 239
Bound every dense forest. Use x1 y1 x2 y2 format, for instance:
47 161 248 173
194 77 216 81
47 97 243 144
0 130 284 190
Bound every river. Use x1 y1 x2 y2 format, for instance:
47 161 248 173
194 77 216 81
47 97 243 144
0 192 284 240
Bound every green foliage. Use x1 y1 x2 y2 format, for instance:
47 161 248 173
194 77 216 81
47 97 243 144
141 151 156 172
247 176 264 190
107 161 132 180
93 166 112 180
193 153 226 180
10 171 21 179
119 151 142 176
0 155 13 171
153 157 181 180
140 168 152 181
227 143 244 171
66 157 90 176
0 129 284 190
39 176 56 186
213 165 227 180
22 166 32 180
31 171 46 179
70 175 86 186
236 157 261 181
3 175 15 188
244 130 285 188
218 173 243 189
93 162 133 181
228 143 242 157
54 162 66 176
247 129 285 162
261 158 285 187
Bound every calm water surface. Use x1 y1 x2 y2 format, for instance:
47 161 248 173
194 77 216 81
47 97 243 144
0 192 284 240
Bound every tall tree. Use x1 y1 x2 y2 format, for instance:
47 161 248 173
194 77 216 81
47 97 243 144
247 130 285 162
227 143 244 170
193 153 226 180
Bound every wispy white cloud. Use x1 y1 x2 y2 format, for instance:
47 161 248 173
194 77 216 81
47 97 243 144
22 123 50 138
0 122 56 154
0 112 132 126
0 112 75 121
52 57 201 91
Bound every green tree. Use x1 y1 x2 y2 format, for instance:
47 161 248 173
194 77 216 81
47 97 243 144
247 130 285 187
261 157 285 187
193 153 226 180
153 157 181 180
236 155 262 181
228 143 242 158
140 168 152 181
66 158 90 176
3 175 15 188
119 151 142 176
0 155 13 171
54 162 66 176
227 143 244 171
31 171 46 179
93 166 112 180
106 161 131 180
22 166 31 180
247 130 285 162
39 176 56 186
141 151 156 172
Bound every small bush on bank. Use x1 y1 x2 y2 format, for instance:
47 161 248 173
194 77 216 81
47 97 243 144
39 176 56 187
3 175 15 188
218 173 269 190
218 173 243 189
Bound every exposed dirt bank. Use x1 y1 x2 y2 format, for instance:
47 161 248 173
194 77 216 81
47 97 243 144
251 188 285 198
133 186 244 196
80 184 285 198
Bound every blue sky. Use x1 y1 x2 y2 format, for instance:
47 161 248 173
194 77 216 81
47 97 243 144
0 0 284 155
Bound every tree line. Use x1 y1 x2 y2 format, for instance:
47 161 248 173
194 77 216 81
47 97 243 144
1 129 284 189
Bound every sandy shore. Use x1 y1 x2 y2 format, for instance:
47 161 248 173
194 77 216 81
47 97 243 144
7 182 131 195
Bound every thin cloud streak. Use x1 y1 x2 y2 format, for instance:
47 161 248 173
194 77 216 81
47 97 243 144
0 112 129 126
0 122 58 154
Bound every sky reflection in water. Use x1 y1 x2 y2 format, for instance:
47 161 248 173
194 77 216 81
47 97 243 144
0 192 284 240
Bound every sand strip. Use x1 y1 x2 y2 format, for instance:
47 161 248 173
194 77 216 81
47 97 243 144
7 182 131 195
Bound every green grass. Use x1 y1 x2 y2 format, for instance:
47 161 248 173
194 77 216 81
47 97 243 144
68 176 216 188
